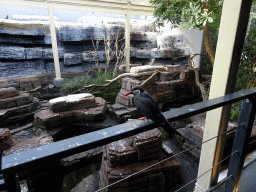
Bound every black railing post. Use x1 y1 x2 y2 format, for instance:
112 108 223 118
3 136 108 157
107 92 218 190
3 172 21 192
225 98 256 191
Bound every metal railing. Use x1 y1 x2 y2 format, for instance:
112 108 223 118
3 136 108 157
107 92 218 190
1 87 256 192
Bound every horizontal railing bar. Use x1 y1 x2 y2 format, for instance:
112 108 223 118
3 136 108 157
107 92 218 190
243 157 256 169
165 87 256 122
2 88 256 174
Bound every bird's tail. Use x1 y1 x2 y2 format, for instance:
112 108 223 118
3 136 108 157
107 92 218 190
160 121 183 139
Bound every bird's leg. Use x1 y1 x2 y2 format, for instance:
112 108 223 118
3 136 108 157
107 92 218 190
139 116 147 120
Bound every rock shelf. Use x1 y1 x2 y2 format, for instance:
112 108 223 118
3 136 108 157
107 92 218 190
0 87 40 126
35 94 107 130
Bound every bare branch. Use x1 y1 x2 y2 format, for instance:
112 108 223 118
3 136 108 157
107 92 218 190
187 53 208 100
91 35 101 71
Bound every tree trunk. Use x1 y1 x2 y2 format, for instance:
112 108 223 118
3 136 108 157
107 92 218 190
204 24 215 66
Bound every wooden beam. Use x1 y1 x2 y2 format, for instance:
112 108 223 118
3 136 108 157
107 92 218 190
1 0 154 16
125 6 131 72
47 0 62 80
194 0 253 191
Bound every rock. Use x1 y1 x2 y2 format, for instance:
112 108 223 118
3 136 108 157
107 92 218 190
131 21 156 33
0 46 26 60
0 87 19 99
130 47 136 57
135 48 151 59
0 97 40 125
58 24 93 41
0 34 51 45
49 93 96 113
26 47 43 59
12 14 60 21
0 128 13 151
16 77 41 91
71 171 99 192
98 127 182 192
93 24 106 40
39 83 61 99
82 51 106 63
151 48 191 59
180 69 195 80
64 52 83 65
154 57 189 66
105 128 162 167
116 88 135 107
159 71 180 81
0 91 33 109
99 150 181 192
131 39 157 49
35 97 107 130
106 24 124 39
0 19 49 36
61 147 103 167
132 128 162 162
0 87 40 125
99 155 164 192
130 32 151 41
3 133 54 155
0 60 46 79
48 84 54 89
157 34 186 49
43 48 65 59
106 138 137 167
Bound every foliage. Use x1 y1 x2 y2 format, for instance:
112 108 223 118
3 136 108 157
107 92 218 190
236 18 256 91
230 101 242 121
230 17 256 120
60 71 122 104
150 0 224 30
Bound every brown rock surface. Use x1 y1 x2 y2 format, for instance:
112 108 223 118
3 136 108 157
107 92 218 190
0 128 13 151
0 88 40 125
0 87 19 99
3 130 53 155
49 93 96 113
35 97 107 130
99 128 181 192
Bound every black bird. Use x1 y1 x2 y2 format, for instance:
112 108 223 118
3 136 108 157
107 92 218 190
124 86 182 139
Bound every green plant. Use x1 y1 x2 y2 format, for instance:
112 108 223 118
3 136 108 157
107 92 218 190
150 0 224 65
60 71 122 104
231 17 256 120
230 101 242 121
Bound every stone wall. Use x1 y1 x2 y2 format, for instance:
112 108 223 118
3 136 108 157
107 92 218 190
0 17 191 79
116 65 199 107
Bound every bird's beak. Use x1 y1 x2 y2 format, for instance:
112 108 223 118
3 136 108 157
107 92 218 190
124 91 133 97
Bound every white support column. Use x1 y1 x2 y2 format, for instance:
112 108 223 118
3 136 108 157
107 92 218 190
194 0 252 191
125 2 131 72
47 0 62 80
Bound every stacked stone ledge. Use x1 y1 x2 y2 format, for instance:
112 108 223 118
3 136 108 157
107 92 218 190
0 17 193 79
109 65 199 122
0 87 40 126
34 93 107 130
99 128 181 192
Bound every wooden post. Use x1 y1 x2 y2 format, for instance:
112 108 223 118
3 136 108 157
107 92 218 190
194 0 253 191
47 0 62 80
125 2 131 72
